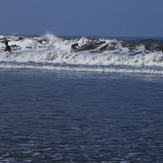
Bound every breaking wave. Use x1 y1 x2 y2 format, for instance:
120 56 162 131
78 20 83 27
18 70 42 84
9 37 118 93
0 34 163 74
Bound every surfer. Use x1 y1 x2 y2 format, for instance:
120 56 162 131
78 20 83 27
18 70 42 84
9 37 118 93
71 43 79 50
4 41 11 52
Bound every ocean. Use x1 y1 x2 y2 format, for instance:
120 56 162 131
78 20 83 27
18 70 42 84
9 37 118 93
0 34 163 162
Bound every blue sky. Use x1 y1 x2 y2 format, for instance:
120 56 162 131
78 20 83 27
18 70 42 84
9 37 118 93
0 0 163 37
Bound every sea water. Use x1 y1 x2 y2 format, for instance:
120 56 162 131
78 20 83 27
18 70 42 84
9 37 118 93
0 34 163 74
0 34 163 162
0 69 162 163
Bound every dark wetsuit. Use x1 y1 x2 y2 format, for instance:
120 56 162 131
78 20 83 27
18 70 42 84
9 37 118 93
5 45 11 52
71 43 79 50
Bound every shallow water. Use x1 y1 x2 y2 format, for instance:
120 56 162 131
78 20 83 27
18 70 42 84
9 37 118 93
0 69 162 162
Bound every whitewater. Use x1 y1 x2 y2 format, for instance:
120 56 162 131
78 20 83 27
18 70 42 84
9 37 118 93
0 34 163 74
1 34 163 162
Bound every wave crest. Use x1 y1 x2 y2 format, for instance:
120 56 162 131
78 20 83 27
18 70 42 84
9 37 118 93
0 34 163 74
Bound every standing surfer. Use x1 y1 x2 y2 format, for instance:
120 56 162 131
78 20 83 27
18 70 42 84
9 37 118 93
4 41 11 52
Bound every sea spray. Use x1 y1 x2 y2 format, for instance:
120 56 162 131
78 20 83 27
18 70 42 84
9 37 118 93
0 34 163 74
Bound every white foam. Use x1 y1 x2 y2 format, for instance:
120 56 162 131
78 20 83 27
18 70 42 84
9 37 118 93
0 34 163 74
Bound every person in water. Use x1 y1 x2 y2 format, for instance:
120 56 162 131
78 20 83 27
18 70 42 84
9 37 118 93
4 41 11 52
71 43 79 50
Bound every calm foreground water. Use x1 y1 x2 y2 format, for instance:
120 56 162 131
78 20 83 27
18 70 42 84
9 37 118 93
0 69 162 163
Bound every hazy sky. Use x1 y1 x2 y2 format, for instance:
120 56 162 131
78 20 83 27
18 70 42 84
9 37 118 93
0 0 163 37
